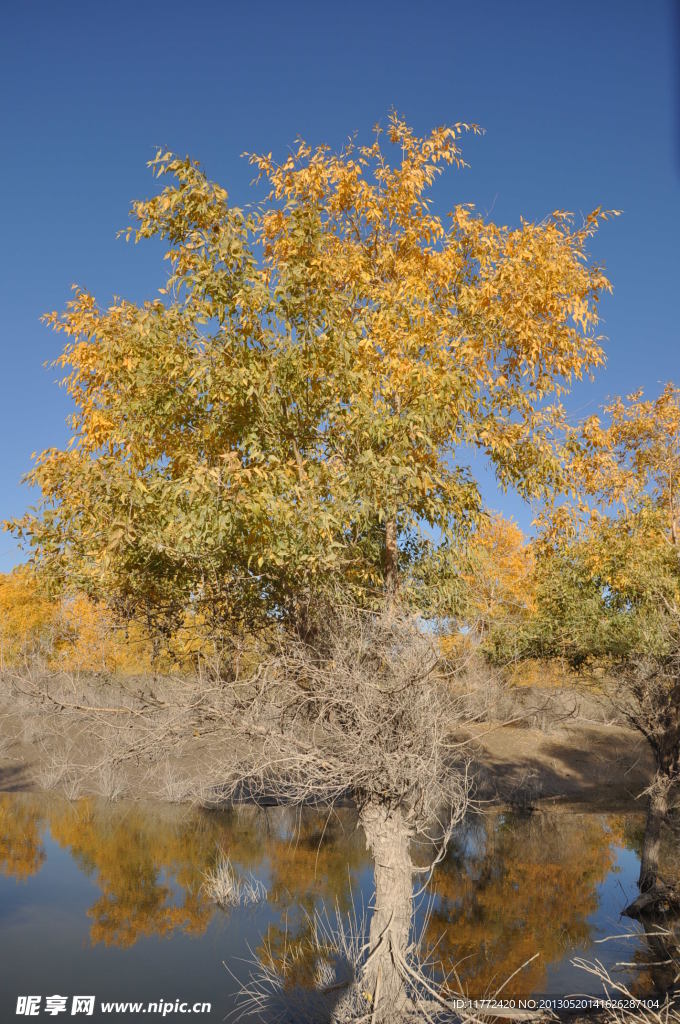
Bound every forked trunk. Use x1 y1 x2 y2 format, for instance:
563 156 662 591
359 801 414 1021
639 772 671 894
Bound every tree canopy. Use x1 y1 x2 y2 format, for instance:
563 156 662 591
510 383 680 669
491 384 680 900
6 115 616 637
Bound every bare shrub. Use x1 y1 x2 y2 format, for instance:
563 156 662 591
35 755 67 792
35 753 83 800
151 760 195 804
211 607 472 828
93 762 127 801
232 896 546 1024
0 718 17 761
573 953 679 1024
4 665 160 801
19 710 47 745
453 658 582 736
231 900 366 1024
61 770 83 801
204 606 474 1020
202 851 267 908
506 768 543 811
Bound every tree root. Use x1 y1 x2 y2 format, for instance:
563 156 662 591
623 885 680 919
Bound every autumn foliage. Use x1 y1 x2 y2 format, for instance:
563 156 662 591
0 567 153 673
5 115 617 638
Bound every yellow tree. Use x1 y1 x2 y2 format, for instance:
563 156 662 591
439 514 535 663
2 117 620 1021
0 566 156 674
453 515 576 686
0 568 59 669
516 383 680 901
461 514 535 635
6 115 616 639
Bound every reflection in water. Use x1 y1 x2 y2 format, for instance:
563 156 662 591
0 795 45 880
48 799 215 946
0 795 367 950
427 811 622 997
602 813 680 1000
0 793 673 1005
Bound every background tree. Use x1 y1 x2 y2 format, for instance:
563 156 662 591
501 384 680 906
439 517 579 689
6 116 616 642
0 567 157 674
439 514 535 662
0 569 58 669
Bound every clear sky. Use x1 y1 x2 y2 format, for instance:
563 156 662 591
1 0 678 571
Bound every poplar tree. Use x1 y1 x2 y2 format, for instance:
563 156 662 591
8 115 615 637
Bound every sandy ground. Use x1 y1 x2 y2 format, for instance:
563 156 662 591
468 720 654 810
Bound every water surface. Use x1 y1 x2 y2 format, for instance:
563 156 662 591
0 794 663 1019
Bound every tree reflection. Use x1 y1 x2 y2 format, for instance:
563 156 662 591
46 799 219 946
426 811 617 998
3 794 669 1004
252 809 368 989
0 794 45 880
619 815 680 998
0 797 366 950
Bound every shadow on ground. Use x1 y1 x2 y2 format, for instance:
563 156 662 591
0 764 33 792
471 723 653 809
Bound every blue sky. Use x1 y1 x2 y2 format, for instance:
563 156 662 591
1 0 678 571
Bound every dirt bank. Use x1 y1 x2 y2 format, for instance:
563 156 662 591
0 690 655 810
469 720 654 810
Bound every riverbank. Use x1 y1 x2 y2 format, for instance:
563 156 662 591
469 719 654 810
0 683 655 810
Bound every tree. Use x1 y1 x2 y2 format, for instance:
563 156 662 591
439 514 535 660
3 117 619 1021
506 384 680 906
0 568 58 669
186 605 472 1020
6 115 616 640
440 517 580 687
0 566 157 674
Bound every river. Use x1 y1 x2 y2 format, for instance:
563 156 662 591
0 793 667 1020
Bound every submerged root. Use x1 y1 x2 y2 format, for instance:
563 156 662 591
623 886 680 920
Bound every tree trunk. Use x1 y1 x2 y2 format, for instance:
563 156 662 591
359 800 414 1021
638 913 680 997
639 772 671 894
384 518 399 601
